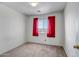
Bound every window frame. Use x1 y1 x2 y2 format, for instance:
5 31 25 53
38 18 48 33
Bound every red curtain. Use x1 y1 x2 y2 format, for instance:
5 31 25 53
32 18 39 36
47 16 55 37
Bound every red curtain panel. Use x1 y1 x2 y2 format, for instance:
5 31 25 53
32 18 39 36
47 16 55 37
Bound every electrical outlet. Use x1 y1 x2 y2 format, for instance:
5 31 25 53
45 39 46 42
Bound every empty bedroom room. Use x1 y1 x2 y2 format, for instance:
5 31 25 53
0 2 79 57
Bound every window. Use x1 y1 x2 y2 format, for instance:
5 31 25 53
38 19 48 33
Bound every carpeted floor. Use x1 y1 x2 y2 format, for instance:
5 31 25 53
0 42 67 57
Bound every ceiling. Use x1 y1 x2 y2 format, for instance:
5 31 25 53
2 2 66 15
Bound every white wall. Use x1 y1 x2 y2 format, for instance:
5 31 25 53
0 4 28 55
64 2 79 57
26 11 65 46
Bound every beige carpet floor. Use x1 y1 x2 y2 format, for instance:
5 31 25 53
0 42 67 57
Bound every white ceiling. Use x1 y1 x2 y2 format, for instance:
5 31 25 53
2 2 66 15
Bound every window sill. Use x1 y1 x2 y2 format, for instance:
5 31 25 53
39 32 46 34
